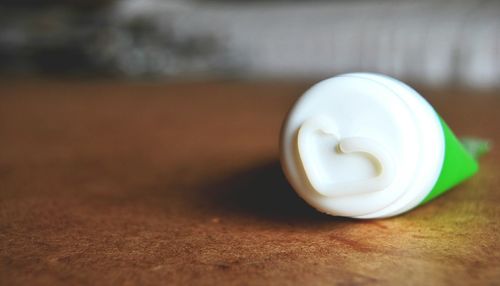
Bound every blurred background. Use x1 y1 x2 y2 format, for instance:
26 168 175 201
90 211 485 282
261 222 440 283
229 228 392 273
0 0 499 88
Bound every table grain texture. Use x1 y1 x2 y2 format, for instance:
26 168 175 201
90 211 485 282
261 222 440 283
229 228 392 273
0 80 499 285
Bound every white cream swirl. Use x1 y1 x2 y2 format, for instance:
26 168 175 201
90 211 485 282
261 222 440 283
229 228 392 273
297 116 396 197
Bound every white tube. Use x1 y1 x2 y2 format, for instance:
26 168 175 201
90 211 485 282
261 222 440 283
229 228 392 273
280 73 445 218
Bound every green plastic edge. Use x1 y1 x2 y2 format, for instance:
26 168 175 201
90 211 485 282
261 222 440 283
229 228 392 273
421 118 479 204
460 137 491 160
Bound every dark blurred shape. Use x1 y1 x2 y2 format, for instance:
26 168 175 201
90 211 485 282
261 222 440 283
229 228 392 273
0 1 111 75
0 0 232 77
0 0 112 8
206 160 337 223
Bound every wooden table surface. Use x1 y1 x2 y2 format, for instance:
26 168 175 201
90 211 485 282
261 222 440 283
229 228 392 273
0 80 499 285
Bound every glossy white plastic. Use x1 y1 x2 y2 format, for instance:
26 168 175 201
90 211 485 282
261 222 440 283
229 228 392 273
280 73 445 218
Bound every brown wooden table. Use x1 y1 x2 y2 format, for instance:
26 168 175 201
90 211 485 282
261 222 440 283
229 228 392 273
0 80 499 285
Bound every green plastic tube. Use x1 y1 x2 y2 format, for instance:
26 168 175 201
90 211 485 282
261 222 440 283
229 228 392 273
421 118 479 204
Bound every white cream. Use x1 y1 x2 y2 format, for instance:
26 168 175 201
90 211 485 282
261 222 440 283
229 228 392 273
280 73 445 218
297 116 396 197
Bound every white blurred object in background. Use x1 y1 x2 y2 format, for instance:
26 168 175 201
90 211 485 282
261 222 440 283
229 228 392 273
113 0 500 88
